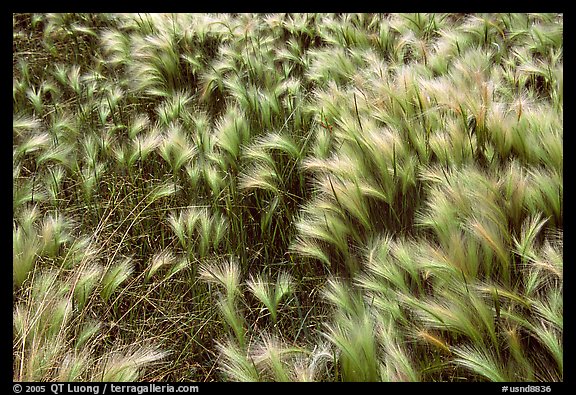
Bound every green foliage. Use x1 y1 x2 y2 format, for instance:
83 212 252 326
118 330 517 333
13 12 562 382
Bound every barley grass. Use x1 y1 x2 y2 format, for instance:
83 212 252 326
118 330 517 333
13 12 561 382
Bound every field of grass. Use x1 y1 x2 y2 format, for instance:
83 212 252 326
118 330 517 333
13 13 562 382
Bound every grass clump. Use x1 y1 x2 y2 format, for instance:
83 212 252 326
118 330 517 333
14 12 562 382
